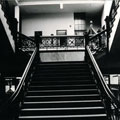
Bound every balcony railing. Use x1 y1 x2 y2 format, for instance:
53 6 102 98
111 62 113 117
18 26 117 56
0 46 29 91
40 35 85 49
18 34 85 51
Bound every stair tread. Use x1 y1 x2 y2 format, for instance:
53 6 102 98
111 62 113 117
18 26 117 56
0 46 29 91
28 89 98 92
24 100 102 104
28 85 96 90
19 114 107 118
22 100 104 109
37 69 90 72
20 108 106 116
30 84 96 87
26 94 100 98
38 62 87 66
34 73 91 76
30 80 94 84
21 106 105 111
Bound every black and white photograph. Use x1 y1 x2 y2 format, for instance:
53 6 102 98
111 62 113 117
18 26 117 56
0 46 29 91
0 0 120 120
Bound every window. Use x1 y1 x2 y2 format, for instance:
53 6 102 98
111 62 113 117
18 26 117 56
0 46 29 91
74 13 86 35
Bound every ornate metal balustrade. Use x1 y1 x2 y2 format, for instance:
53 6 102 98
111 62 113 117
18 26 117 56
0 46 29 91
20 38 35 51
84 29 107 55
17 33 36 51
88 30 107 54
40 35 85 50
17 34 85 51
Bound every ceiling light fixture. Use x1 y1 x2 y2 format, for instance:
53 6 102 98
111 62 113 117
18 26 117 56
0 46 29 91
60 3 63 9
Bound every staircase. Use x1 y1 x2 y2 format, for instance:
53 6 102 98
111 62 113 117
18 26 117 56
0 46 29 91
19 61 107 120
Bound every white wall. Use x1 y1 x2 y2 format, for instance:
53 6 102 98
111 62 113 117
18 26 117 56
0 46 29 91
22 13 74 36
101 0 113 27
40 51 85 62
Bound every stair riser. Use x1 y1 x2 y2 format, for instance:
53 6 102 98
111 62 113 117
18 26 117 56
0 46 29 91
34 73 91 77
25 96 100 102
20 109 106 116
32 76 93 81
37 63 88 67
28 85 97 91
38 62 87 65
36 66 89 71
36 69 90 73
27 90 98 96
30 80 95 86
23 102 103 108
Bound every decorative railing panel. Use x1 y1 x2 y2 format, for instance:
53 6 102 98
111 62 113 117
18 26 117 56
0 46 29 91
40 36 85 49
84 30 107 55
88 31 107 54
17 33 36 51
20 38 36 51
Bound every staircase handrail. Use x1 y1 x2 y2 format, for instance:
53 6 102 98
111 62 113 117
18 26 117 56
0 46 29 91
0 47 38 117
89 29 106 41
86 46 120 119
10 48 37 103
85 29 108 54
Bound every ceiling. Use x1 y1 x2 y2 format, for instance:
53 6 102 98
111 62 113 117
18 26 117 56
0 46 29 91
16 0 105 15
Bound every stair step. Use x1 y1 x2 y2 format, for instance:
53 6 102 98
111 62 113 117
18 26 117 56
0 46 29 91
25 94 100 102
34 72 91 77
19 114 107 120
23 100 103 108
37 62 87 66
29 84 96 90
37 66 89 70
27 89 98 96
20 107 105 116
37 64 88 69
33 76 92 81
39 61 86 64
36 68 90 73
30 80 95 85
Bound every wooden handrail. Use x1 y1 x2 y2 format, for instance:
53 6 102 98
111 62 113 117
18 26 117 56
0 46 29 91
11 48 37 102
89 29 106 41
0 48 37 112
41 35 84 38
86 46 120 108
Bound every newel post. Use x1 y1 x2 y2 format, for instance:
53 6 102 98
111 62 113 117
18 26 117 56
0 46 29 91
84 31 89 61
105 16 110 54
14 18 18 53
0 73 5 97
35 31 41 63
